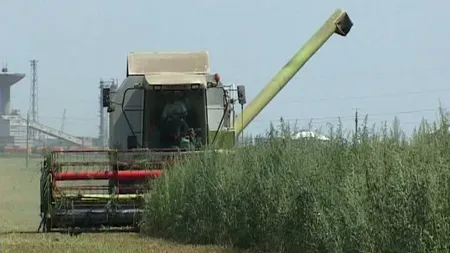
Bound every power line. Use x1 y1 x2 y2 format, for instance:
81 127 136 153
38 115 98 121
35 106 449 125
367 108 448 117
36 86 450 105
27 84 450 133
297 67 450 80
37 95 97 103
31 84 450 126
252 107 450 124
291 87 450 104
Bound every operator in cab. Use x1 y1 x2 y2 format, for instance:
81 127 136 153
159 91 194 149
161 91 188 120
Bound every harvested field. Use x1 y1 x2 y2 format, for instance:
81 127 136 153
0 157 241 253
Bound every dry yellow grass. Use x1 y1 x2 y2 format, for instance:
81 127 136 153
0 157 240 253
0 233 240 253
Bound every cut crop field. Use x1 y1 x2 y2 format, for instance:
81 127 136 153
0 157 239 253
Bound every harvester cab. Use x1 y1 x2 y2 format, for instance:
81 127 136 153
39 8 353 233
103 51 244 151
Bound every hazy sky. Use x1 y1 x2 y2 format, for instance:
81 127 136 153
1 0 449 138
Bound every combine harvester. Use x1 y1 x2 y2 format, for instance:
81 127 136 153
39 9 353 232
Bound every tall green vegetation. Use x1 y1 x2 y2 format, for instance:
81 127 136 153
141 111 450 253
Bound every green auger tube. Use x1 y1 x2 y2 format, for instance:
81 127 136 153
233 8 353 138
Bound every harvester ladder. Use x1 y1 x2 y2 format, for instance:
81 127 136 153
123 106 144 136
123 104 144 146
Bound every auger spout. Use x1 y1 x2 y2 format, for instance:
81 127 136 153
233 8 353 137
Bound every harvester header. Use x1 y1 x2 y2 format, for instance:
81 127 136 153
39 8 354 232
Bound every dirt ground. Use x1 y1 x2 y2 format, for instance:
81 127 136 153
0 157 239 253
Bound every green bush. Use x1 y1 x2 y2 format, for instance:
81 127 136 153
141 112 450 253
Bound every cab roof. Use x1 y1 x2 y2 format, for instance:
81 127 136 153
127 51 222 88
127 51 210 75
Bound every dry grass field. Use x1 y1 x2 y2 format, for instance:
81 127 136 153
0 157 240 253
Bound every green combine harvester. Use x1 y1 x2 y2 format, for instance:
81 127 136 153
39 9 353 232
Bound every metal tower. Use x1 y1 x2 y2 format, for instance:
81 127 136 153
99 78 115 147
59 108 67 145
29 60 39 123
29 60 40 141
60 109 66 133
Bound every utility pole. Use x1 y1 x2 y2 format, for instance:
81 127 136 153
355 108 358 137
26 113 30 169
30 60 39 142
60 109 67 132
60 109 67 146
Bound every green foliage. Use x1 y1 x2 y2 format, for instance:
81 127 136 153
141 110 450 253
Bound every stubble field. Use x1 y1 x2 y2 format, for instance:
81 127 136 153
0 157 239 253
